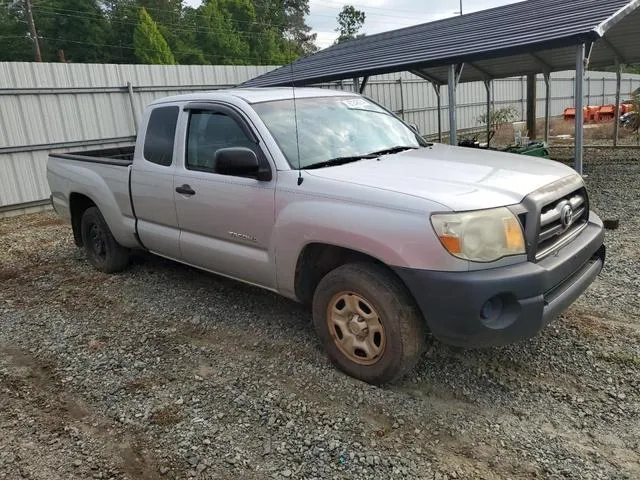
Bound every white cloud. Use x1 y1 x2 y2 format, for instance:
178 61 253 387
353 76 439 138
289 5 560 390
314 31 339 50
310 0 524 49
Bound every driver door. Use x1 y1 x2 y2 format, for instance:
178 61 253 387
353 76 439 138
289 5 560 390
173 103 277 289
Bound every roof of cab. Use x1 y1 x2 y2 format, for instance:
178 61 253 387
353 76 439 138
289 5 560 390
149 86 356 106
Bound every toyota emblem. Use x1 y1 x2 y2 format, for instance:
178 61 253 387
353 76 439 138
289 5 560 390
560 204 573 229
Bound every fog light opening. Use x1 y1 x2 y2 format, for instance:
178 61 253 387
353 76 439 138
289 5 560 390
480 296 504 322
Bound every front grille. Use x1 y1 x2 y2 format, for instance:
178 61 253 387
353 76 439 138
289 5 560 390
535 188 589 260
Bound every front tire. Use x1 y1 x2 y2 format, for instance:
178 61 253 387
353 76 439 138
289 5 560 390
80 206 130 273
311 262 427 385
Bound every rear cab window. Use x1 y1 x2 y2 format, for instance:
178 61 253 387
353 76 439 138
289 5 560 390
143 106 179 166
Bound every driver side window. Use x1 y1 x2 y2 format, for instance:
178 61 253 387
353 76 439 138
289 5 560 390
186 110 257 174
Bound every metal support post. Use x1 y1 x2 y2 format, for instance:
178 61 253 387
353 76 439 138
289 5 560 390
613 59 622 147
433 83 442 143
399 78 405 120
483 79 492 145
448 64 458 145
526 74 537 139
127 81 138 134
520 76 526 120
574 44 586 175
543 72 551 143
359 76 369 94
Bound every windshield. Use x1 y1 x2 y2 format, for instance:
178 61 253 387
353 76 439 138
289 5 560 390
251 95 427 169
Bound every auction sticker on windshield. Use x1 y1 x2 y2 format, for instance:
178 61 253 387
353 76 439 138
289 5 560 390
342 98 373 109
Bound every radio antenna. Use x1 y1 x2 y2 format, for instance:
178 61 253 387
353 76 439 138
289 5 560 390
290 60 303 185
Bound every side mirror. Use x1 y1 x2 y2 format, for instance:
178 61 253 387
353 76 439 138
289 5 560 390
214 147 271 181
408 122 420 134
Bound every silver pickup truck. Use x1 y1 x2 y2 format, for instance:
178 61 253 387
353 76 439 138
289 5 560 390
47 87 606 385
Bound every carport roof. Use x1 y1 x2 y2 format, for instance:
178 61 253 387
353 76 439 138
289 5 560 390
241 0 640 87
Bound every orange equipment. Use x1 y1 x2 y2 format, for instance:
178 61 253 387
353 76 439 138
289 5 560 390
564 103 632 123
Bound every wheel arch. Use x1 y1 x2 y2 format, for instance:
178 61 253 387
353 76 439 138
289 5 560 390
69 192 97 247
293 242 416 308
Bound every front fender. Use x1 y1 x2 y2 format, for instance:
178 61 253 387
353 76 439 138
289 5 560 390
273 199 468 298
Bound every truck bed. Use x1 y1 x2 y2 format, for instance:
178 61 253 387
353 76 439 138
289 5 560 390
50 145 135 167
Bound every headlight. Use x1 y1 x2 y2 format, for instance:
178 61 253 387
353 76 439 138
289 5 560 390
430 207 525 262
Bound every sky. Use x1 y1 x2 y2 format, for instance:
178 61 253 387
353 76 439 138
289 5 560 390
184 0 524 50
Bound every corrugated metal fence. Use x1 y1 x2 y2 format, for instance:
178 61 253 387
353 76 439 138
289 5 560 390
1 62 639 213
328 70 640 139
0 62 278 213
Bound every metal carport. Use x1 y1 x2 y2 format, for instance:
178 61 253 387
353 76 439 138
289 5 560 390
241 0 640 175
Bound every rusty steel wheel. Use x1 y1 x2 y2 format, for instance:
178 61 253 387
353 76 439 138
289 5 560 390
312 262 427 385
327 291 386 366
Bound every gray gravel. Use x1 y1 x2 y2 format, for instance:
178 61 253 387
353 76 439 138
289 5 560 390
1 153 640 480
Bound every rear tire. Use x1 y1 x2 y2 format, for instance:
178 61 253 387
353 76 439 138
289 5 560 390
80 206 130 273
311 262 427 385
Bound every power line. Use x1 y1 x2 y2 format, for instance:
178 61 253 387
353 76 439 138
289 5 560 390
33 4 292 31
136 0 444 21
31 7 296 40
33 3 433 29
33 35 286 65
28 5 323 62
311 0 442 18
26 2 454 65
8 3 463 65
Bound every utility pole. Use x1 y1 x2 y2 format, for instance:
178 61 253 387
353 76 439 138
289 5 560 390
459 0 463 15
25 0 42 62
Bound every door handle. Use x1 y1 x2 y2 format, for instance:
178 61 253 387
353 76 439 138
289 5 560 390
176 184 196 196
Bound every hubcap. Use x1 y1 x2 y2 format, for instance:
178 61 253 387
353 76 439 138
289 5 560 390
89 223 107 259
327 292 385 366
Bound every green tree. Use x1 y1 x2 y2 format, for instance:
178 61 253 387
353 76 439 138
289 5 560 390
165 5 207 64
194 0 251 64
133 6 175 64
103 0 138 63
625 64 640 75
335 4 365 44
136 0 182 26
0 0 317 64
247 0 310 63
0 2 34 61
33 0 110 62
136 0 190 62
286 0 318 55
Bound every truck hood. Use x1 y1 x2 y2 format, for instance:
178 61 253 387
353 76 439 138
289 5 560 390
304 143 579 211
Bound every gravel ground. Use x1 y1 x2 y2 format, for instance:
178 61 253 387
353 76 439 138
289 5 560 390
1 157 639 480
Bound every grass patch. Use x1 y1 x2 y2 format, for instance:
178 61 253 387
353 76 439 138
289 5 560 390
597 350 640 367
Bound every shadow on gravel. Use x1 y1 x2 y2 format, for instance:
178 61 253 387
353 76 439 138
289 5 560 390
125 249 637 401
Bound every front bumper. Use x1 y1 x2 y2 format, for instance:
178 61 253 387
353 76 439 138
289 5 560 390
394 212 605 347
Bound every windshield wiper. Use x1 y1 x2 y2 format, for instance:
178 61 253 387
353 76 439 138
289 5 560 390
302 154 379 170
301 145 421 170
366 145 419 156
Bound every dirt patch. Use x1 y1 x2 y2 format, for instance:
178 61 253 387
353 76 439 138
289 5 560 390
0 266 19 281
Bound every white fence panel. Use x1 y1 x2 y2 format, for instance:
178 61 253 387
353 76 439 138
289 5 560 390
1 61 639 212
